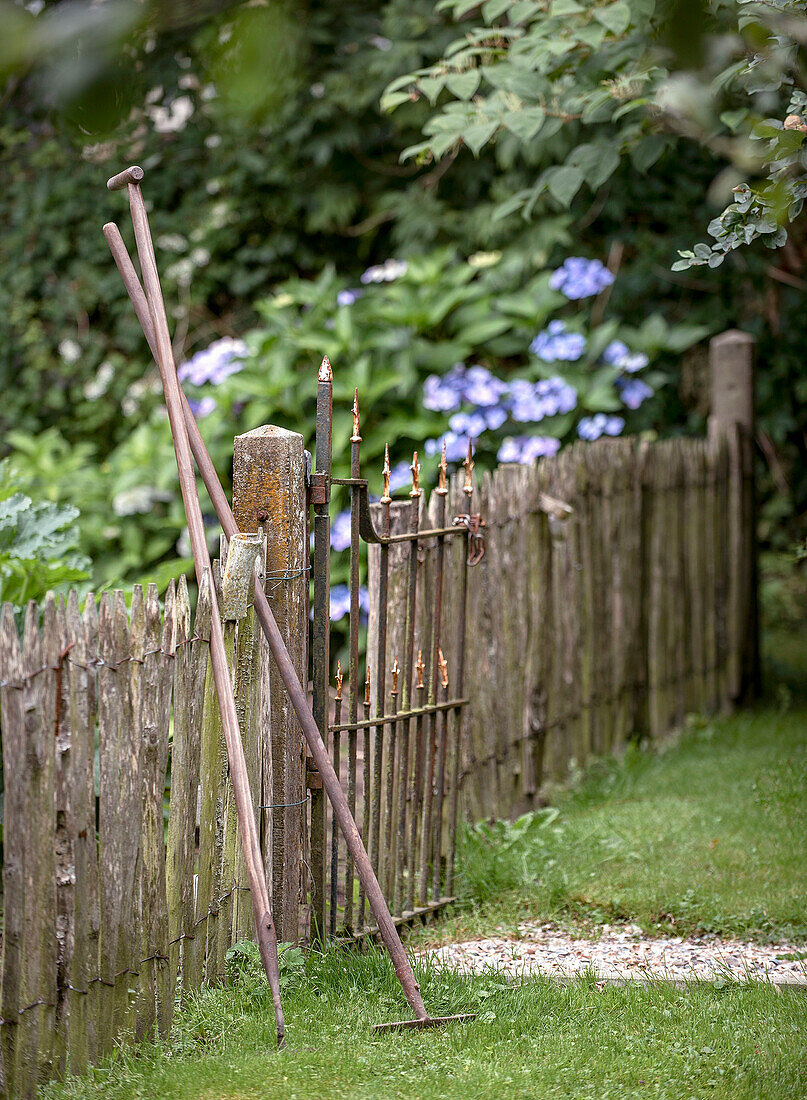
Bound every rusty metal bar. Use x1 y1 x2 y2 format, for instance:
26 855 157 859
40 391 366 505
393 456 421 916
329 698 468 734
432 650 450 901
357 668 371 927
383 659 400 899
371 449 391 889
407 652 426 911
344 390 362 932
420 447 448 903
446 443 475 896
310 357 333 942
329 664 343 938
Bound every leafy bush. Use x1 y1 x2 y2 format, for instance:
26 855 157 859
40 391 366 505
0 460 90 611
225 939 306 998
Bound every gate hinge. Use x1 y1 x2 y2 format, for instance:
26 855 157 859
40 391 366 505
306 758 323 790
309 471 330 506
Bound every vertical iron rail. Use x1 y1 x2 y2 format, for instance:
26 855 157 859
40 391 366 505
407 652 426 911
446 444 474 896
344 390 362 931
431 650 450 901
394 454 421 916
393 455 419 919
310 357 333 942
372 447 391 891
329 664 343 937
357 668 371 927
419 447 448 903
383 658 400 899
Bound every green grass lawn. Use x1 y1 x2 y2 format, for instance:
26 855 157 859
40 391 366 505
44 953 806 1100
425 697 807 947
44 628 807 1099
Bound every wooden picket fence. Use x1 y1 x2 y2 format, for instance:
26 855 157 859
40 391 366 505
0 573 276 1097
0 329 757 1096
454 433 739 821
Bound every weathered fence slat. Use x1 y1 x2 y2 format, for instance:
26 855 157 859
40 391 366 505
167 574 210 997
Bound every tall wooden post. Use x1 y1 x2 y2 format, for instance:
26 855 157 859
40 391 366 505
709 330 759 702
233 426 308 942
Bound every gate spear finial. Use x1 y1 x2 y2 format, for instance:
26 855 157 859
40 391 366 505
351 388 361 443
381 443 391 505
437 440 448 496
410 451 421 498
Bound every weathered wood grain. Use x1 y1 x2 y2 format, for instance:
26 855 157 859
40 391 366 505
97 591 140 1053
167 574 210 998
134 583 174 1040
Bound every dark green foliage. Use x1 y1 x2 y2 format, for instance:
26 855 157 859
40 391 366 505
0 460 90 610
2 0 806 597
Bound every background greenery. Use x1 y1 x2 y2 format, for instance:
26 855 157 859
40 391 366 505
1 0 805 599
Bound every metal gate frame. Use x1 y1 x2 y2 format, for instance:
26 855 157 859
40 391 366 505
307 359 485 941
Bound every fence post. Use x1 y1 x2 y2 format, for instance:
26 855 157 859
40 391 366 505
233 425 308 943
709 329 759 702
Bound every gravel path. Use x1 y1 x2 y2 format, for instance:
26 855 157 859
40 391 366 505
419 923 807 986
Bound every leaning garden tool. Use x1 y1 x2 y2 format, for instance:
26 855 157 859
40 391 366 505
104 165 475 1033
104 165 286 1049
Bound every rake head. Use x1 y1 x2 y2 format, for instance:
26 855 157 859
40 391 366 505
372 1013 477 1032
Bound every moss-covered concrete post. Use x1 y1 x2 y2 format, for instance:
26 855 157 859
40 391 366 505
709 330 759 702
233 426 307 943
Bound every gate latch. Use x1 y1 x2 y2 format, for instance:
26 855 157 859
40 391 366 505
453 513 487 565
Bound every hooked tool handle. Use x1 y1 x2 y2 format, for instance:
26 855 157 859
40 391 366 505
107 165 144 191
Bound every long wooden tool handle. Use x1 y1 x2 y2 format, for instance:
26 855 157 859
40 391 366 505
103 220 431 1022
103 195 286 1048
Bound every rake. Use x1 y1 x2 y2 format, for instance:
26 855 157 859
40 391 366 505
103 164 475 1035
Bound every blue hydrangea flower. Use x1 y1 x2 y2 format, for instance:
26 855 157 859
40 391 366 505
577 414 625 441
330 510 352 552
449 411 488 438
425 432 471 463
603 340 629 365
329 584 351 621
550 257 614 300
462 365 509 408
423 370 464 412
617 378 654 409
329 583 370 621
530 320 586 363
388 461 413 493
177 337 247 387
484 405 509 430
337 288 363 306
188 395 217 419
498 435 561 464
604 340 649 373
360 259 408 284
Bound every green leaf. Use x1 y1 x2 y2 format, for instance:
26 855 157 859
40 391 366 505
720 108 748 132
594 2 631 35
445 69 481 100
551 0 584 13
380 90 412 114
463 120 499 155
502 106 546 142
568 142 620 189
545 165 584 207
631 134 667 172
418 75 447 105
